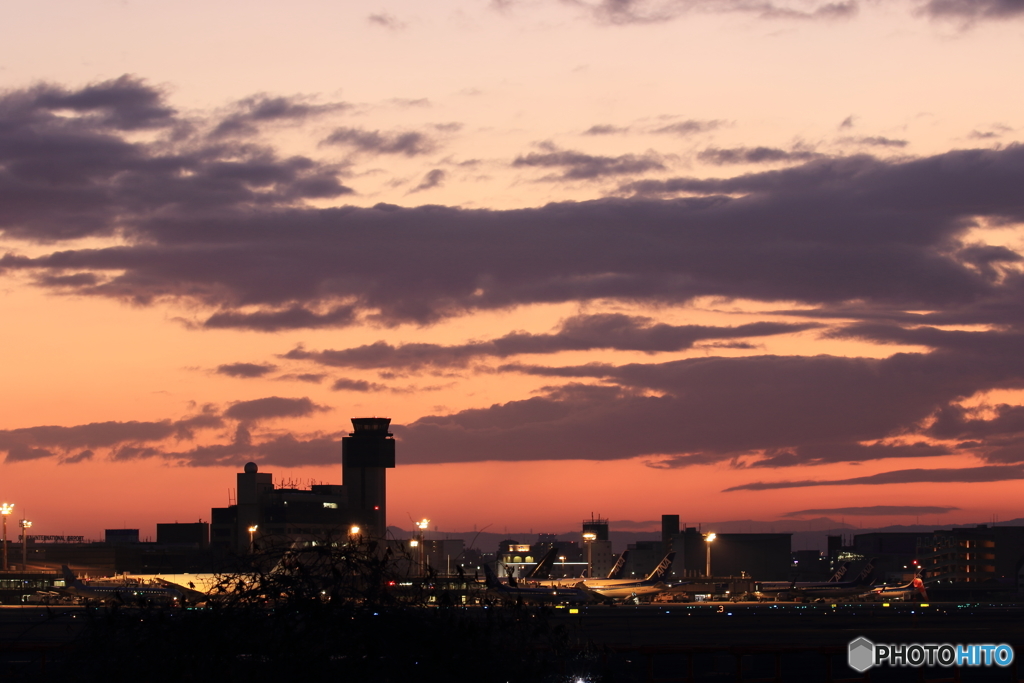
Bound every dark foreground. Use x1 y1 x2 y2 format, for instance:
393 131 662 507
3 601 1023 682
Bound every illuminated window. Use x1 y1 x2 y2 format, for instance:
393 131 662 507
323 502 338 509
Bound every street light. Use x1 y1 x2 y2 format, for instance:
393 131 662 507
248 525 258 552
704 532 716 578
20 519 32 571
1 503 13 571
416 519 430 576
582 531 597 578
559 555 566 579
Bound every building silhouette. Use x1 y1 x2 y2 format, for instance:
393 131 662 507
211 417 394 555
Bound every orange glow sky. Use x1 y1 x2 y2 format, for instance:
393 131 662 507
2 0 1024 541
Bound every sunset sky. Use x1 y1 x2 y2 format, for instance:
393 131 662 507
2 0 1024 541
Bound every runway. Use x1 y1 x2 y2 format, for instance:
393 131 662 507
3 601 1024 682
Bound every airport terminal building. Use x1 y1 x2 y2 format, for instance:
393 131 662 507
210 417 395 555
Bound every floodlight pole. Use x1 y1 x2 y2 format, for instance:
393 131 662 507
20 519 32 570
0 504 14 572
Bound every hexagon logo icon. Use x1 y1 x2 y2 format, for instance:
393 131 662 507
848 637 875 673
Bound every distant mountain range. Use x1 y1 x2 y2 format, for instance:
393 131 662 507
389 517 1024 555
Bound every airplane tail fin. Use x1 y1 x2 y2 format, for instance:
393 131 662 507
607 550 630 580
828 562 851 582
855 558 877 586
645 552 675 583
525 547 559 580
482 564 501 589
61 565 80 586
912 577 929 601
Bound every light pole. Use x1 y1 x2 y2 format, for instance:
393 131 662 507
1 503 13 571
248 525 258 552
409 538 419 575
349 525 361 543
704 532 716 578
20 519 32 571
582 531 597 578
416 519 429 576
559 555 566 579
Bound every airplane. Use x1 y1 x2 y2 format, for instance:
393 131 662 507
482 563 591 604
578 552 677 602
61 565 184 604
871 574 928 602
755 558 877 601
578 551 674 589
531 549 631 588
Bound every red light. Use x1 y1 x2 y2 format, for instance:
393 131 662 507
374 506 379 510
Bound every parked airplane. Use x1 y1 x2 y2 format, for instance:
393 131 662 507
61 565 184 604
578 551 674 590
756 558 877 601
483 564 590 604
871 574 928 602
579 552 677 602
531 549 632 588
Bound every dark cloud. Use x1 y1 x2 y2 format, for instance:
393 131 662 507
583 124 630 135
322 127 435 156
4 79 1024 341
919 0 1024 19
969 125 1012 139
739 441 952 468
30 74 176 130
331 378 388 392
697 146 821 165
61 449 94 465
409 169 446 193
159 429 348 468
396 334 1024 465
839 115 856 129
284 315 820 371
783 505 958 517
223 396 329 423
277 373 327 384
512 144 664 180
201 305 358 332
216 362 278 378
211 95 350 138
924 403 1024 464
0 398 349 467
571 0 857 25
0 77 352 242
0 413 223 463
723 464 1024 491
651 120 724 136
368 12 405 29
838 136 909 148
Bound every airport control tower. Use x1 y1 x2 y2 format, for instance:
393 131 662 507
342 417 395 538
